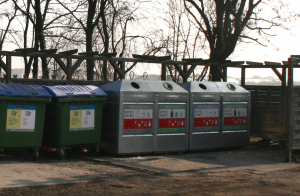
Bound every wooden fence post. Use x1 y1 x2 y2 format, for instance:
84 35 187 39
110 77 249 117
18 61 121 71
285 58 294 162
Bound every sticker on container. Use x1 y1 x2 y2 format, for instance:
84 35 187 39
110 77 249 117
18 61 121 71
123 104 153 135
6 105 36 132
70 105 95 131
223 103 247 131
193 103 220 132
158 104 186 134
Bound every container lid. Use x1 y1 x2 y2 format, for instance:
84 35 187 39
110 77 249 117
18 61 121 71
0 83 52 97
100 79 188 93
214 82 249 93
179 81 220 92
42 85 107 98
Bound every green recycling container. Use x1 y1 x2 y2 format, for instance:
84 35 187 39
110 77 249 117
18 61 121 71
0 83 51 156
42 85 107 158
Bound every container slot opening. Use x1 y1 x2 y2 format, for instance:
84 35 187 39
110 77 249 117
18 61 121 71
199 84 207 90
163 82 173 91
227 84 236 91
131 82 140 89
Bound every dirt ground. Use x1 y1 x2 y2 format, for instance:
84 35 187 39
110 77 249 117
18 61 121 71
1 145 300 196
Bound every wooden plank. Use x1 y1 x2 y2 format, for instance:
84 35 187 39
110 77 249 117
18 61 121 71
0 51 9 55
264 61 282 66
78 51 99 56
14 48 35 53
39 49 57 54
246 61 264 65
99 52 117 57
59 49 78 55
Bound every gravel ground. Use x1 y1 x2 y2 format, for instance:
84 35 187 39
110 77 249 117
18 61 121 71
1 146 300 195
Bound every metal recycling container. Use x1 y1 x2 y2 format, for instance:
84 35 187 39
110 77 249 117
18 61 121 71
180 82 222 150
99 79 189 155
214 82 250 148
42 85 107 158
0 83 51 157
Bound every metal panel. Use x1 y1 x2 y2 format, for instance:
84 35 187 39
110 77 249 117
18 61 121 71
216 82 251 148
155 103 188 152
119 135 154 154
99 79 189 155
180 82 222 151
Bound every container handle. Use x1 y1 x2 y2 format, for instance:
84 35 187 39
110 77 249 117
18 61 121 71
129 71 135 80
208 74 212 81
143 72 148 80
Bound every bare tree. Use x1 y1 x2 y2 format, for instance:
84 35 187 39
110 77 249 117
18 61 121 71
184 0 298 81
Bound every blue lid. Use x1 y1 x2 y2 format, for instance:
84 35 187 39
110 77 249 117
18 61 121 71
0 83 52 97
42 85 107 98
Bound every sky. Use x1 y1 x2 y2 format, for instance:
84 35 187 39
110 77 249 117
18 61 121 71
227 0 300 79
3 0 300 80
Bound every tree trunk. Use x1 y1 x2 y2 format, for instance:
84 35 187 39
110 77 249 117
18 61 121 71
86 29 94 80
35 0 48 78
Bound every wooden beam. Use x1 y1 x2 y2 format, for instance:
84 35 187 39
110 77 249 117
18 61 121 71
0 51 9 55
241 68 246 86
271 68 283 82
183 64 188 83
71 59 85 74
282 67 287 86
186 65 197 78
173 64 186 79
223 67 228 82
109 60 124 77
54 57 68 74
78 51 99 56
264 61 282 66
14 48 35 53
0 59 7 72
285 58 294 162
67 58 72 84
39 49 57 54
161 63 167 81
120 61 125 79
6 55 11 83
59 49 78 55
246 61 264 65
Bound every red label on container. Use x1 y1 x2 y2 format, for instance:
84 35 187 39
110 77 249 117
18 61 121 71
159 118 185 128
224 117 247 126
124 119 153 129
194 117 219 127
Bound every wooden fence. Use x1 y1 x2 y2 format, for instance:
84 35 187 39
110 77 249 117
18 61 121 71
244 85 286 137
1 49 300 161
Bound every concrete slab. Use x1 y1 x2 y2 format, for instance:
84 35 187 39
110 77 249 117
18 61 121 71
85 147 299 175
